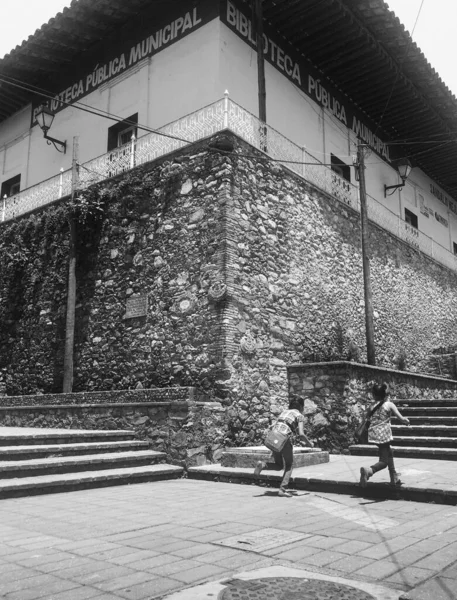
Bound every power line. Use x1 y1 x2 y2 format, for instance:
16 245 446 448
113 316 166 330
4 71 457 151
2 69 457 175
0 74 194 146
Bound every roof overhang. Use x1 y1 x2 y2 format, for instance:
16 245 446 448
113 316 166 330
1 0 457 198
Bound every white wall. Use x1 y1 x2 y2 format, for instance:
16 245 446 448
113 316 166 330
0 20 221 192
218 21 457 253
0 106 32 190
219 25 324 161
2 13 456 255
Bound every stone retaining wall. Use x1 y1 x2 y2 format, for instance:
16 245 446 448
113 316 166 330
0 388 226 467
288 361 457 453
2 133 457 450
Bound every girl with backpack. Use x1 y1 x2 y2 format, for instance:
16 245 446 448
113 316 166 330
254 397 314 497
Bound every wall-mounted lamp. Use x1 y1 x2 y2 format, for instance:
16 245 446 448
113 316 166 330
35 104 67 153
384 158 412 197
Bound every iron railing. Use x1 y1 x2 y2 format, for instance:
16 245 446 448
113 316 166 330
2 94 456 272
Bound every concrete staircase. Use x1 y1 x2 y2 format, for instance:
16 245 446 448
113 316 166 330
0 427 183 498
350 397 457 460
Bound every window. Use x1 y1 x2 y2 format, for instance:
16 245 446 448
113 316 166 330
331 153 351 182
404 208 418 229
453 242 457 256
1 174 21 198
107 114 138 151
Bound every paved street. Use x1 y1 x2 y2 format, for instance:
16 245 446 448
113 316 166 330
0 479 456 599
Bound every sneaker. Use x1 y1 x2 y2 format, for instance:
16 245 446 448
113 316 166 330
360 467 370 488
390 475 403 486
278 489 293 497
389 471 402 486
253 461 264 479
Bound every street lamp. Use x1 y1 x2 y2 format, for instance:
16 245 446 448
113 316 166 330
384 158 412 197
35 103 67 153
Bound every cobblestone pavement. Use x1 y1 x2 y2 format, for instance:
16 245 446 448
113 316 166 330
0 479 456 599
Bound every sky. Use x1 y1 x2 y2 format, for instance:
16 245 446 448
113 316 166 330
0 0 456 95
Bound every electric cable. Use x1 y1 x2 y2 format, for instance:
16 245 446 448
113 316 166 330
0 73 344 168
2 71 457 155
0 74 194 145
3 68 457 180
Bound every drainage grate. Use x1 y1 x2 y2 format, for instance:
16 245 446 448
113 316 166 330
219 577 376 600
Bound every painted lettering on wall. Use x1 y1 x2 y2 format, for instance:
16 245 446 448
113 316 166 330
351 117 390 161
128 9 201 66
308 77 347 125
32 6 206 122
223 0 392 163
435 212 449 227
430 183 457 214
226 0 301 85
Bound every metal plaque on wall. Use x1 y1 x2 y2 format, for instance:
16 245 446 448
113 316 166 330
123 294 148 319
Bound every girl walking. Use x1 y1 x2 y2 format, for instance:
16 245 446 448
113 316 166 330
360 382 410 487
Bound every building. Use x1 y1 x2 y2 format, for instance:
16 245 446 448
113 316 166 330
1 0 457 448
1 0 457 258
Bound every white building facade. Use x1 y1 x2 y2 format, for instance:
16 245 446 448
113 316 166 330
1 0 457 269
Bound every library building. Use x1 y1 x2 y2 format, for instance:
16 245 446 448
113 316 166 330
1 0 457 452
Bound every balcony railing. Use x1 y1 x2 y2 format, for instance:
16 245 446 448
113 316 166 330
2 94 457 272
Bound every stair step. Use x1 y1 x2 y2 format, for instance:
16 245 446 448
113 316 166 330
393 425 457 437
396 399 457 408
0 440 151 461
0 464 184 499
393 436 457 447
406 416 457 424
0 428 137 447
0 450 166 478
349 444 457 460
399 408 457 417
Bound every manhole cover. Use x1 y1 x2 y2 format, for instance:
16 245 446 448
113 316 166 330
215 528 307 553
219 577 376 600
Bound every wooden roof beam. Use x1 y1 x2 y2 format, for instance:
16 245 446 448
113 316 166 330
8 54 63 75
44 20 97 43
26 36 80 56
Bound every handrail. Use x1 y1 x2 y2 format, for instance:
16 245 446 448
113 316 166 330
2 95 456 272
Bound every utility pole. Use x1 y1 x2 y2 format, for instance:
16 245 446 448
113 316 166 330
253 0 267 149
63 136 79 392
357 143 376 365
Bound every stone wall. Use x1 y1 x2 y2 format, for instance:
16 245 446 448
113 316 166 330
0 388 226 467
2 132 457 449
0 136 236 398
288 361 457 452
220 139 457 446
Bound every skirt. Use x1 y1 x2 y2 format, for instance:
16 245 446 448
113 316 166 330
368 421 393 444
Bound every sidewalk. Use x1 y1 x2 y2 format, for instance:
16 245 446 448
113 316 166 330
189 454 457 505
0 475 456 599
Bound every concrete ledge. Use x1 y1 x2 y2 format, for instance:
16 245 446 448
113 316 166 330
187 463 457 506
221 446 329 468
350 444 457 460
0 387 209 408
